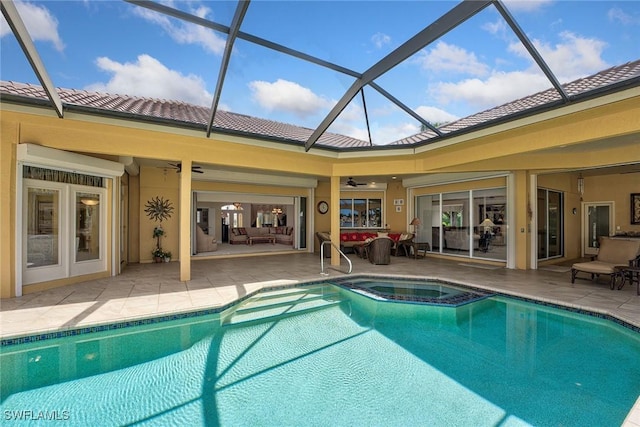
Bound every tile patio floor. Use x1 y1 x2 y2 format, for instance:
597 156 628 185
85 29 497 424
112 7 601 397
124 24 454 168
3 252 639 338
1 252 640 425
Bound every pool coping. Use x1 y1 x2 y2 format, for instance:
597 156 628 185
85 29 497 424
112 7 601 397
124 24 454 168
2 273 639 346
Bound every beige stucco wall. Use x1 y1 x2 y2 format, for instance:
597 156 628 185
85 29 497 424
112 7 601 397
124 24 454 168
1 92 639 296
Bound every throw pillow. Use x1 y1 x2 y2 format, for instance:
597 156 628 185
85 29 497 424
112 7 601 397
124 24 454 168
231 228 239 236
239 227 247 235
286 227 293 235
377 232 389 238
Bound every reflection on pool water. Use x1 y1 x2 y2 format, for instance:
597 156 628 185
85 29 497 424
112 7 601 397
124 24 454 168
1 279 639 426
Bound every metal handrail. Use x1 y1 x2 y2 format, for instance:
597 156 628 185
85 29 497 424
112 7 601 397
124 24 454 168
320 240 352 276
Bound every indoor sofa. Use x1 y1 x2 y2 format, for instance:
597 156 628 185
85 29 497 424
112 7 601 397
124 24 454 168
443 228 480 251
229 226 294 245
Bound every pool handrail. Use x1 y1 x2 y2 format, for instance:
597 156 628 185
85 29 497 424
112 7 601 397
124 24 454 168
320 240 352 275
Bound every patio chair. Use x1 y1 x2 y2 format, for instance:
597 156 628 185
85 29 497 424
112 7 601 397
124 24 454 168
366 237 394 265
394 233 415 257
571 237 640 289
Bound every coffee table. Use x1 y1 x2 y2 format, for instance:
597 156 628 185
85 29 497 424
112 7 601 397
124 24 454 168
247 235 275 245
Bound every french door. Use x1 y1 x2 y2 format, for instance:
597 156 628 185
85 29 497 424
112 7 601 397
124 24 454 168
23 179 107 285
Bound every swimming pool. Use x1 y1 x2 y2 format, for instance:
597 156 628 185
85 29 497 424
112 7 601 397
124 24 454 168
1 279 639 426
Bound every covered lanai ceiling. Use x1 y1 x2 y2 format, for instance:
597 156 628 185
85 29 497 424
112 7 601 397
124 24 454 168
1 0 639 152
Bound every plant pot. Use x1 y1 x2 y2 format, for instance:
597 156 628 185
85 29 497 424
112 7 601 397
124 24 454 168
154 256 163 263
163 257 171 263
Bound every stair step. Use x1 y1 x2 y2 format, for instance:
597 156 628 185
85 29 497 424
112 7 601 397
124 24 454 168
223 297 342 327
250 284 336 302
240 287 339 312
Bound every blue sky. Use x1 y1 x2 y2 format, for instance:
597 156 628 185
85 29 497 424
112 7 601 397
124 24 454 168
2 1 640 145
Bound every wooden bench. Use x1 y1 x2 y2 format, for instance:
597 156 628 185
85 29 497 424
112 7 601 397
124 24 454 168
571 237 640 290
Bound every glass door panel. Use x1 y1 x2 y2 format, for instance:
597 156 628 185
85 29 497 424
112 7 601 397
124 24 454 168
537 189 564 260
548 191 561 257
474 188 507 261
23 183 67 285
76 192 101 262
70 187 107 277
414 194 437 251
442 192 470 256
27 187 60 268
583 203 612 256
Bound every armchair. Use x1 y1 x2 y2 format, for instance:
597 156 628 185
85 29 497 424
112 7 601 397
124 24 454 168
366 237 394 265
196 225 217 253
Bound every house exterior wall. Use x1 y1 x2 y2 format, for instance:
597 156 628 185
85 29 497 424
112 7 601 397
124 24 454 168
1 92 639 297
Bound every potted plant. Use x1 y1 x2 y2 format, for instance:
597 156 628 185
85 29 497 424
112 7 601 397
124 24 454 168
145 196 174 263
152 248 165 263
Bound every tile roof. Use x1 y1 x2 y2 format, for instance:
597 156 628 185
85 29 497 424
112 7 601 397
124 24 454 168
0 81 370 150
392 60 640 146
1 60 639 151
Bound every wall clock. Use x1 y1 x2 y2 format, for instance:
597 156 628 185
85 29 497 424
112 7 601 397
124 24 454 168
317 201 329 214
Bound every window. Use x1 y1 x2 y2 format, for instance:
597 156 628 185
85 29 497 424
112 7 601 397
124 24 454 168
340 198 382 228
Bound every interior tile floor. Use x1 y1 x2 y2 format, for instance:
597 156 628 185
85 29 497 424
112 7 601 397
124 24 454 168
2 253 639 425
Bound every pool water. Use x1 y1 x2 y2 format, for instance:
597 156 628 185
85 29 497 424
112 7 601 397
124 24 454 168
340 277 490 306
1 283 639 426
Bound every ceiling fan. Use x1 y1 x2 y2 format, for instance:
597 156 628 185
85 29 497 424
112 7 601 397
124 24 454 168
345 177 367 187
167 162 204 174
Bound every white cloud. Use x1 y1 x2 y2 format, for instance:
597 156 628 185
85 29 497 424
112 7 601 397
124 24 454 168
432 71 550 109
415 106 459 125
371 32 391 49
328 120 370 142
427 30 609 111
608 7 640 25
371 122 421 145
509 31 608 80
416 41 489 76
86 54 212 106
248 79 333 118
132 3 226 55
0 1 64 51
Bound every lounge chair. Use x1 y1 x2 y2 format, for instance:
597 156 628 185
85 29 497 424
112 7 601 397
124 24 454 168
571 237 640 290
